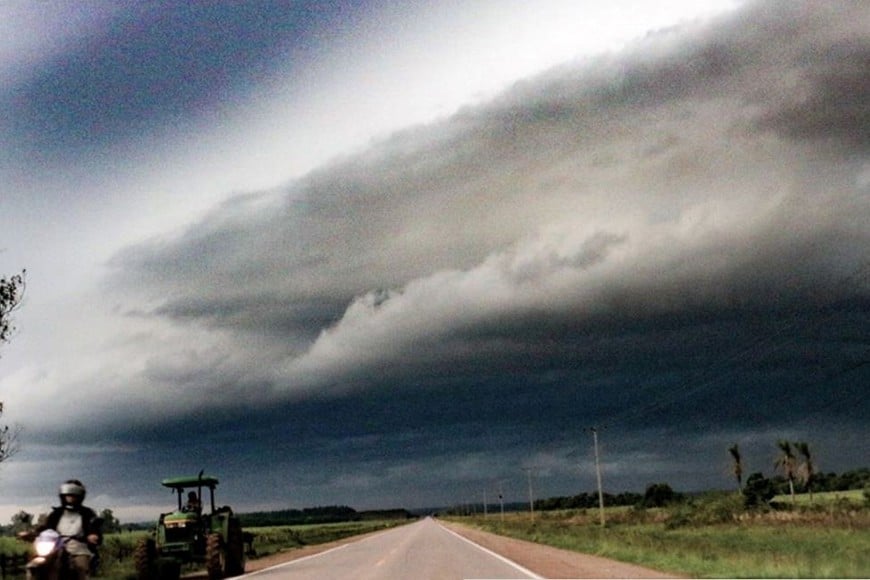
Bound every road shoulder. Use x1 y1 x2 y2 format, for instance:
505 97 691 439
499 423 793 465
438 519 682 579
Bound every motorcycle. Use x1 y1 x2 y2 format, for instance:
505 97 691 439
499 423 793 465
29 529 66 579
18 527 100 580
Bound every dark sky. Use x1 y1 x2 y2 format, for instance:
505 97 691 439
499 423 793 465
0 0 867 522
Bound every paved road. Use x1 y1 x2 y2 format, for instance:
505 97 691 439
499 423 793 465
239 517 541 580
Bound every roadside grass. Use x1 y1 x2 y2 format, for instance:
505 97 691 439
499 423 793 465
772 488 865 506
0 535 29 556
1 520 407 579
449 497 870 578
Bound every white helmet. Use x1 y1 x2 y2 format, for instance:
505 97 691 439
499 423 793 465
58 480 86 506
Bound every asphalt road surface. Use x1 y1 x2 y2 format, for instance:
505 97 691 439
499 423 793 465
239 517 541 580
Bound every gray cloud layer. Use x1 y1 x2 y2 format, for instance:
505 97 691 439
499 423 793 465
48 0 866 509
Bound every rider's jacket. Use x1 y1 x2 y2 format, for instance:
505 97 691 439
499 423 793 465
41 505 102 557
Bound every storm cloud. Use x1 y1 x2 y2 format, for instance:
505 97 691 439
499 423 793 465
2 1 867 517
108 0 868 412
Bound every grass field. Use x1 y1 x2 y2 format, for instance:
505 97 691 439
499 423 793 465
449 495 870 578
772 488 865 506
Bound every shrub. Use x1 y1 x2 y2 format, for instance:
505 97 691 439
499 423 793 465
743 473 776 508
642 483 678 508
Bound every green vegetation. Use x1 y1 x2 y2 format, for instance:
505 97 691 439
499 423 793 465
448 492 870 578
0 535 28 557
441 468 870 518
444 463 869 578
772 488 865 506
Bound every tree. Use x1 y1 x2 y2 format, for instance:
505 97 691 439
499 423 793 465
743 472 776 507
99 508 121 533
774 440 798 504
642 483 677 507
0 270 25 465
10 510 33 534
728 444 743 492
0 403 21 464
0 270 25 347
795 441 815 501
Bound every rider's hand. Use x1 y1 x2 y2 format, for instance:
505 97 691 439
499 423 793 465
87 533 99 545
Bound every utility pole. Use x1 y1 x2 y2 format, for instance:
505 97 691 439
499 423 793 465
483 489 488 518
498 481 505 522
591 426 606 526
523 467 535 518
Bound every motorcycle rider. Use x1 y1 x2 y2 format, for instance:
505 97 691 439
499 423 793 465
37 480 102 580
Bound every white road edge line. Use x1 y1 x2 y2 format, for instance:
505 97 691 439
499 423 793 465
436 520 545 580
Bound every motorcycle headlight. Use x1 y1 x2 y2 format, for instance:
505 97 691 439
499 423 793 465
34 530 60 557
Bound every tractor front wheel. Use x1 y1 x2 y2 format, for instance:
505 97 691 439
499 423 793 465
226 522 246 576
206 533 226 579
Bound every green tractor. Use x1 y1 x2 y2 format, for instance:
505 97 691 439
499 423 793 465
135 474 246 580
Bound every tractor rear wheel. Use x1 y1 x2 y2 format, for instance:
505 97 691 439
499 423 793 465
206 533 226 579
133 538 155 580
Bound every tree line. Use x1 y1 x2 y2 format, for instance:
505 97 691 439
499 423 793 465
741 467 870 507
729 441 868 506
524 465 869 514
237 505 413 528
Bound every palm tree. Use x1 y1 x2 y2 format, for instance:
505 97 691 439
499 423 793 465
774 440 797 504
795 441 815 502
728 444 743 492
